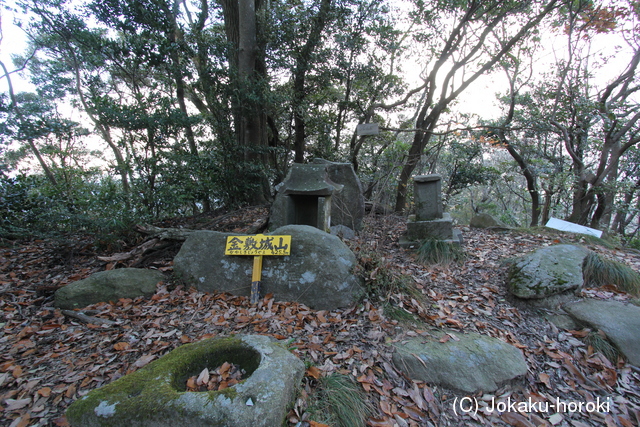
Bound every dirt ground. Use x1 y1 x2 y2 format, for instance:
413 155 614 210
1 208 639 426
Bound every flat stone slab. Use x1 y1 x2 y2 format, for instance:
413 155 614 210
391 331 527 393
55 268 165 310
414 174 443 221
507 244 590 299
563 299 640 366
66 335 304 427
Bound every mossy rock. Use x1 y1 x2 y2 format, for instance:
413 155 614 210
391 330 527 393
55 268 165 310
66 335 304 427
506 244 590 299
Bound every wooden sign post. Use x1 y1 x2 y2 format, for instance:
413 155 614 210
224 234 291 304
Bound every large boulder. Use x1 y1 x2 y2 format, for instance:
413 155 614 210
65 335 304 427
470 213 508 229
506 244 590 299
563 299 640 366
173 225 363 310
392 331 527 393
55 268 165 310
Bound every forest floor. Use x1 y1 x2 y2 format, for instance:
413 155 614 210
1 207 640 427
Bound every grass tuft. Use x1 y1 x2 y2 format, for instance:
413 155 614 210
582 252 640 296
415 238 465 266
584 330 619 364
382 302 419 323
357 249 421 301
313 373 375 427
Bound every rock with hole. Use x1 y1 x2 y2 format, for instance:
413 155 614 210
65 335 304 427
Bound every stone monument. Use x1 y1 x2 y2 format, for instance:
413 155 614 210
312 159 365 231
269 163 343 232
399 174 462 249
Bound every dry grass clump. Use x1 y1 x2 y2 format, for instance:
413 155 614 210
416 238 466 266
582 252 640 296
307 373 376 427
584 330 620 364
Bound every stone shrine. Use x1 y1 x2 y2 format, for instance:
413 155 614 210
311 159 365 231
400 174 462 248
269 163 343 232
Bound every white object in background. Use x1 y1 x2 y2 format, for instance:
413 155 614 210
356 123 379 135
545 217 603 238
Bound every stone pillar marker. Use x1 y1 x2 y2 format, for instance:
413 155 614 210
414 174 443 221
400 174 463 248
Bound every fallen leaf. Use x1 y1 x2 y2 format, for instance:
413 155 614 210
306 366 322 379
4 398 31 411
113 342 130 351
539 372 551 388
196 368 210 386
133 354 156 368
12 366 22 379
37 386 52 397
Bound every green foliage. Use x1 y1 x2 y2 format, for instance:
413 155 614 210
0 172 142 246
382 302 419 323
307 373 375 427
627 238 640 251
415 238 466 266
582 252 640 296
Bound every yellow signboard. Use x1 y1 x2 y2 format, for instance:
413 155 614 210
225 234 291 256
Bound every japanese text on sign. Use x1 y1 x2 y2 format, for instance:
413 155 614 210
225 234 291 256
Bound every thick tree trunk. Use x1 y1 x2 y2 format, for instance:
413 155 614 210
221 0 270 204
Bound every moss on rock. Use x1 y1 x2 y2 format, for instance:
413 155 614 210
66 335 304 427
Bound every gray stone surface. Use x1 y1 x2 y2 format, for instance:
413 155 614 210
55 268 165 310
313 159 365 231
405 214 454 241
330 224 356 240
65 335 304 427
269 163 342 232
522 292 582 311
392 331 527 393
506 244 590 299
414 174 443 221
563 299 640 366
470 213 508 229
402 175 462 248
546 313 580 330
173 225 363 310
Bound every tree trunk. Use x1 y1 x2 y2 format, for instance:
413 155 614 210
291 0 333 163
392 0 559 214
221 0 270 204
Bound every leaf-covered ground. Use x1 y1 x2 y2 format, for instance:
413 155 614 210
1 209 640 427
